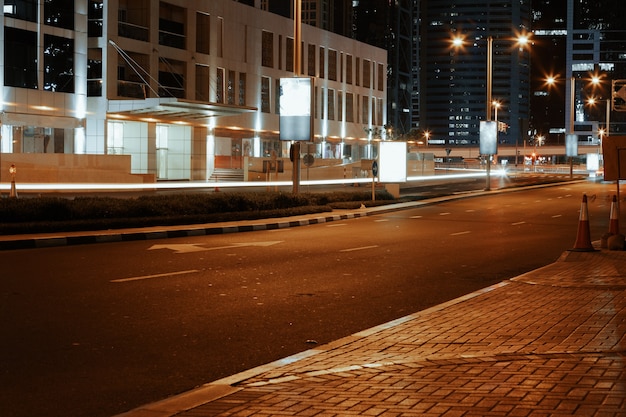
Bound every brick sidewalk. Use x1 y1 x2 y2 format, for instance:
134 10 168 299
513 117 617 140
118 249 626 417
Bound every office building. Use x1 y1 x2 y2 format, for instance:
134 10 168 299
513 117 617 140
420 0 532 148
1 0 387 183
565 0 626 144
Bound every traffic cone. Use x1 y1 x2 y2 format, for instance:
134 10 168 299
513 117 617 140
572 194 595 251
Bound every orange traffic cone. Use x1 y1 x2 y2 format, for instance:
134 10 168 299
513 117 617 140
572 194 595 251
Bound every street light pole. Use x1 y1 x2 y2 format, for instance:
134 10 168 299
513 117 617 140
485 36 493 191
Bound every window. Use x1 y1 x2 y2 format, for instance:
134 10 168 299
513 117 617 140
328 49 337 81
377 63 384 91
363 60 371 88
44 34 74 93
195 64 210 101
261 77 271 113
308 44 316 76
196 12 210 54
239 73 246 106
159 1 186 50
4 27 38 89
227 70 235 105
262 31 274 68
87 48 103 97
346 93 354 122
338 91 343 121
4 0 37 22
158 58 185 98
355 58 360 86
328 89 335 120
44 0 74 30
346 55 353 84
216 67 224 103
286 38 294 72
88 1 104 37
319 47 325 78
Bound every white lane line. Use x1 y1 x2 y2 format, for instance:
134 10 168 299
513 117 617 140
410 215 423 219
440 212 451 216
511 221 526 226
552 214 562 218
450 231 471 236
111 269 199 283
327 223 348 227
340 245 379 252
374 219 389 222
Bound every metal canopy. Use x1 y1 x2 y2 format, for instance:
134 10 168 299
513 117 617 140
108 98 257 124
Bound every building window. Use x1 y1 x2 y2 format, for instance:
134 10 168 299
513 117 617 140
87 48 103 97
196 12 210 55
362 95 369 124
346 55 353 84
4 27 38 89
328 49 337 81
355 58 360 86
4 0 37 22
227 70 236 105
44 34 74 93
319 47 325 78
328 89 335 120
159 1 186 50
363 59 371 88
377 63 384 91
346 93 354 122
44 0 74 30
195 64 210 101
275 79 280 114
158 58 185 98
216 67 224 103
261 76 271 113
308 44 316 76
338 91 343 122
117 52 149 98
239 73 246 106
118 0 150 42
262 31 274 68
88 1 104 37
286 38 294 73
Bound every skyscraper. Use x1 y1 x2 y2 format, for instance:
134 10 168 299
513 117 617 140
420 0 532 147
566 0 626 143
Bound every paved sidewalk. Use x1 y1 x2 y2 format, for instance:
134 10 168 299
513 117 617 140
116 246 626 417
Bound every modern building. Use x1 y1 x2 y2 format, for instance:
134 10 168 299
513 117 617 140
565 0 626 145
0 0 387 183
419 0 532 148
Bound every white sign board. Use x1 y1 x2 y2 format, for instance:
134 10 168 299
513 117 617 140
279 77 313 141
379 141 407 183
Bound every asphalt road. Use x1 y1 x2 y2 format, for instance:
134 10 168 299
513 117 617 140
0 178 616 417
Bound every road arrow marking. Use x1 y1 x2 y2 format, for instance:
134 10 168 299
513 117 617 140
148 241 283 254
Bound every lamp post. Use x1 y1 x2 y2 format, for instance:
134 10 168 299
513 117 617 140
452 32 530 190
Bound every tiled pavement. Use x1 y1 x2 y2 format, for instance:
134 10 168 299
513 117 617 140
117 248 626 417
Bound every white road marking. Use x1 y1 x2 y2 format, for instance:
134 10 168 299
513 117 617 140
374 219 389 222
340 245 379 252
111 269 199 283
552 214 562 218
511 221 526 226
450 231 471 236
148 241 283 254
440 212 451 216
410 215 423 219
327 223 348 227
